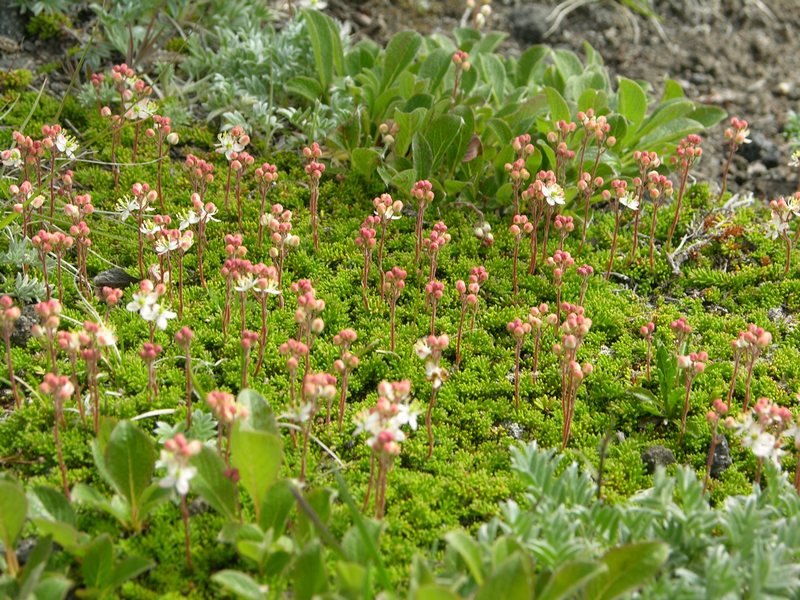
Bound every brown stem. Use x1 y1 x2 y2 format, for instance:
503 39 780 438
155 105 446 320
678 376 692 446
720 143 735 200
743 361 755 413
185 351 192 429
726 355 740 409
389 299 397 352
362 454 375 512
703 423 719 494
605 203 621 279
378 223 387 300
425 387 439 459
667 168 690 248
455 304 466 369
224 164 232 211
337 372 349 432
54 417 70 499
627 209 641 267
180 495 193 570
4 334 19 409
514 341 521 411
649 202 659 270
512 238 520 296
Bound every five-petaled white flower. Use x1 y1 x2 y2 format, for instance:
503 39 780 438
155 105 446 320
55 133 79 159
215 132 244 161
619 193 639 211
542 183 565 206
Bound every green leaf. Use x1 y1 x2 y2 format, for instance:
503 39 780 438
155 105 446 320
415 584 460 600
418 48 452 92
190 446 237 521
585 542 669 600
230 426 283 522
103 421 155 523
293 540 328 600
286 76 324 104
552 48 584 80
412 132 434 180
537 560 607 600
258 479 295 535
351 147 382 178
382 30 422 91
445 530 484 585
0 479 27 551
18 535 53 598
629 98 695 146
301 9 344 91
32 575 72 600
475 553 531 600
81 534 113 590
544 87 570 123
662 79 685 101
689 104 727 128
424 113 464 174
479 53 507 105
516 45 548 87
617 77 648 129
28 486 76 526
237 389 279 434
394 107 428 158
212 570 266 600
108 555 152 590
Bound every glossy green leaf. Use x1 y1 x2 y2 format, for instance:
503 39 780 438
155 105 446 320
103 421 155 513
479 53 507 105
544 87 570 123
293 540 328 600
415 584 460 600
536 560 607 600
302 9 344 91
418 48 452 92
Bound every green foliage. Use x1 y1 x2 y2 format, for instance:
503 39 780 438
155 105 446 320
26 11 71 40
72 420 169 532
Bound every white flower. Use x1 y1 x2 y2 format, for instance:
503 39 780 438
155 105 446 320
2 148 22 168
413 338 432 360
619 193 639 211
215 132 244 161
156 450 197 496
140 221 161 237
542 183 565 206
233 273 256 293
425 362 446 389
178 210 200 231
126 289 158 314
55 134 79 159
125 99 158 121
154 236 179 255
766 213 789 240
141 303 177 330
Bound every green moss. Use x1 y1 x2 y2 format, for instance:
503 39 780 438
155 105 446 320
26 12 71 40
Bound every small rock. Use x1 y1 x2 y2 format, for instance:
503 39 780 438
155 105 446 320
710 434 732 478
499 420 524 441
641 445 675 474
188 496 210 516
775 81 793 97
10 304 37 348
739 131 781 169
93 267 139 290
615 430 626 443
15 538 38 566
508 3 552 45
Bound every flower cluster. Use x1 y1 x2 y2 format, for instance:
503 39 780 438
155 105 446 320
126 279 176 331
354 380 417 456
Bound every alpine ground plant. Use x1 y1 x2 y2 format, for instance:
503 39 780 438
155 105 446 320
7 11 800 598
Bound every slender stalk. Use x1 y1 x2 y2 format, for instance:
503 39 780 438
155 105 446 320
679 376 692 446
703 422 719 494
666 168 690 248
4 333 19 409
425 388 439 459
180 495 193 570
605 201 621 279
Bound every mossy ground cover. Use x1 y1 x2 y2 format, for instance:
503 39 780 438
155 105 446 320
1 88 799 597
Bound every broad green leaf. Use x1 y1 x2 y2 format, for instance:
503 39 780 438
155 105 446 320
445 530 484 585
18 535 52 599
334 561 366 595
662 78 685 100
0 479 27 550
351 147 382 178
689 104 727 128
32 575 72 599
103 421 155 518
471 31 507 55
190 446 237 521
293 540 328 600
629 98 695 145
412 132 434 180
516 45 548 87
301 9 344 91
394 107 428 158
552 48 584 80
108 555 153 590
537 560 607 600
212 570 266 600
258 479 295 535
475 553 531 600
638 116 704 149
418 48 452 92
382 30 422 91
585 542 669 600
423 113 464 174
286 76 324 104
617 77 648 129
238 389 279 434
479 53 507 105
230 426 282 522
81 534 113 590
28 486 76 526
544 87 570 123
